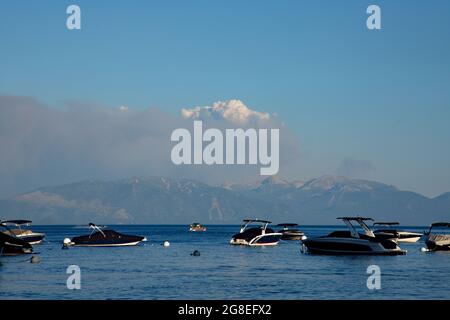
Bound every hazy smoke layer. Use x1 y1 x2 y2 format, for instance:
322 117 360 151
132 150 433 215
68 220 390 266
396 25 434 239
0 96 301 198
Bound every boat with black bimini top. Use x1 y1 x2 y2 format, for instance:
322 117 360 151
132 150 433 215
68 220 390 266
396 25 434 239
230 219 282 246
276 223 307 241
0 222 34 256
423 222 450 252
373 222 422 243
0 220 45 244
301 217 406 255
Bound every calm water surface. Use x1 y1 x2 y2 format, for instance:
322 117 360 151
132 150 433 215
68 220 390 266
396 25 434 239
0 225 449 299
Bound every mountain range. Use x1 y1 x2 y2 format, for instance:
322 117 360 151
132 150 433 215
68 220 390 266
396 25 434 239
1 175 449 225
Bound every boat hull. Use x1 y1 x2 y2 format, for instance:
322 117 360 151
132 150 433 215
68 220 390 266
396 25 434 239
374 230 422 243
189 227 207 232
281 235 304 241
68 230 146 247
69 241 143 247
397 235 421 243
230 233 282 246
3 229 46 245
0 232 34 256
280 231 306 241
425 234 450 251
302 237 406 255
17 233 46 245
425 244 450 251
0 244 34 256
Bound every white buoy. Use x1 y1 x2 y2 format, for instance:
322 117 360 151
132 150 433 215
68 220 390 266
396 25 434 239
163 241 170 247
62 238 72 248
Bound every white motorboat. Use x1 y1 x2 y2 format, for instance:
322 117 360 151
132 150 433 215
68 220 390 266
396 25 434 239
230 219 282 246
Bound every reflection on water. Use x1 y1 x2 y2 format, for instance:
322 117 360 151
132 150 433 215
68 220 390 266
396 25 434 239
0 225 448 299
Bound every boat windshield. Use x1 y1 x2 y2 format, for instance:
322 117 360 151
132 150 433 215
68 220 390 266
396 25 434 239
0 222 16 233
337 217 375 238
88 223 107 238
373 222 399 228
240 220 270 233
0 220 31 233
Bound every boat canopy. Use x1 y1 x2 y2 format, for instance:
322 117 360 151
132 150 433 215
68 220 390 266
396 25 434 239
242 219 272 224
337 217 374 221
373 222 400 226
431 222 450 228
277 223 299 227
239 219 272 233
1 220 32 226
430 222 450 228
425 222 450 235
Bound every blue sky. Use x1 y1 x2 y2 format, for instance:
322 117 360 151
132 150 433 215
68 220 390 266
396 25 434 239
1 0 450 196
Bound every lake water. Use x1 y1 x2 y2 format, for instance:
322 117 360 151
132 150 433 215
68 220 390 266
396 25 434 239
0 225 449 300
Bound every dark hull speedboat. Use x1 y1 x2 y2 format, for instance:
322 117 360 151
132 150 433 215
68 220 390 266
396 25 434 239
423 223 450 252
301 217 406 255
426 235 450 251
277 223 306 241
303 232 405 255
1 220 45 245
373 222 422 243
374 230 422 243
230 219 282 246
64 223 147 247
189 223 206 232
0 231 34 256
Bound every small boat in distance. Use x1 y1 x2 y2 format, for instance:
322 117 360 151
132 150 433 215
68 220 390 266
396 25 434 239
189 223 207 232
230 219 282 246
63 223 147 247
0 220 46 244
0 224 34 256
373 222 422 243
277 223 307 241
301 217 406 255
423 222 450 252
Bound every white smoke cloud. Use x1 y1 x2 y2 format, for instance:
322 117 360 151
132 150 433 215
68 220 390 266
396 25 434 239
181 99 271 125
